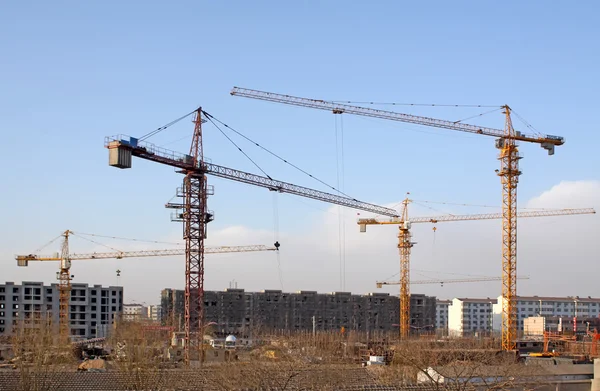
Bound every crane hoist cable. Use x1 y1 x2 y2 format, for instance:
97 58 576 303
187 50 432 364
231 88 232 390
431 224 437 260
340 116 347 291
330 101 500 108
411 200 455 216
452 107 503 124
335 115 342 291
272 192 284 290
413 268 499 279
510 109 543 138
334 114 347 291
412 199 551 211
161 133 195 148
73 233 124 253
75 232 183 246
204 113 272 179
412 199 502 209
202 111 353 199
33 233 64 254
138 108 198 141
382 268 507 283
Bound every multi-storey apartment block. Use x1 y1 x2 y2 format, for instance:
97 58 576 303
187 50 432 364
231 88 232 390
0 281 122 340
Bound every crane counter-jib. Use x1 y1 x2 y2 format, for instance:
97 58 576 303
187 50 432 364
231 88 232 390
105 135 399 218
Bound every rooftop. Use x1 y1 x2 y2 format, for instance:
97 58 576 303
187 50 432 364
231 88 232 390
517 295 600 303
456 298 498 304
427 363 593 379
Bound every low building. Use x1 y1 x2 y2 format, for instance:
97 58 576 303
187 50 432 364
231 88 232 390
417 363 594 388
448 297 496 337
123 303 147 322
524 316 547 336
493 295 600 333
524 315 600 336
147 305 161 322
436 299 451 333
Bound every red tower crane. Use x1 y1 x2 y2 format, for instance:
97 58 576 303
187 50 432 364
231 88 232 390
105 111 398 364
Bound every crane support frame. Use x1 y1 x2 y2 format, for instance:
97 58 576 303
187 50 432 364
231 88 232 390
183 172 207 364
182 111 208 365
498 108 521 351
59 230 71 340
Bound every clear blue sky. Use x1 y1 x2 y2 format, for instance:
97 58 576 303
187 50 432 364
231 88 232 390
1 1 598 300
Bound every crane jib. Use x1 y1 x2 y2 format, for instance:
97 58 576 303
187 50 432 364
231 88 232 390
230 87 565 147
106 136 399 218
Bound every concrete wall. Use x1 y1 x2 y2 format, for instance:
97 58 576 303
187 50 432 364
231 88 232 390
592 358 600 391
449 298 496 337
524 316 546 336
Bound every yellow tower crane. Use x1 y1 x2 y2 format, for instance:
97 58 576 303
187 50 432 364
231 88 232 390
358 198 595 340
230 86 588 350
378 275 530 288
15 230 279 340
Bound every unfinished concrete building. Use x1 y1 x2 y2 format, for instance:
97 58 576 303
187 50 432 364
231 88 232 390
0 281 122 340
411 294 437 330
160 288 436 337
160 288 184 330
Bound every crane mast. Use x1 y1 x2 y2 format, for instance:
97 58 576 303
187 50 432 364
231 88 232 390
498 106 520 351
231 87 568 351
58 230 71 340
398 199 412 340
106 114 397 364
183 111 208 364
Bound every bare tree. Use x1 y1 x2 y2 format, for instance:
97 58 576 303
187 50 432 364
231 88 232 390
381 339 547 391
108 321 172 390
10 317 74 391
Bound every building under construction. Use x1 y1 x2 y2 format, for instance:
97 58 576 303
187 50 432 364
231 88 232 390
0 281 122 339
160 288 436 336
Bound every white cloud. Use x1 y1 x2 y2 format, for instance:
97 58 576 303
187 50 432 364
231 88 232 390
526 180 600 209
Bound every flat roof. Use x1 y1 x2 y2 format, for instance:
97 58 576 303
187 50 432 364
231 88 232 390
456 298 498 304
